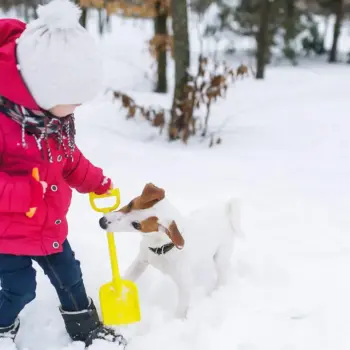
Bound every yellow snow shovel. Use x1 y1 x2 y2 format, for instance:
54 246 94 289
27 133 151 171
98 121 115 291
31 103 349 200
89 188 141 326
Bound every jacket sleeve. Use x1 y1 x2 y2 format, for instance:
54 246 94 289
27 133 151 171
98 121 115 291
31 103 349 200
63 145 104 194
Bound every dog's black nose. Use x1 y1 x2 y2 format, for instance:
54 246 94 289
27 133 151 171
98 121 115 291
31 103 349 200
99 216 108 230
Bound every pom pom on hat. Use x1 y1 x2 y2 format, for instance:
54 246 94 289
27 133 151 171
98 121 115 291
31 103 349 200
35 0 82 31
16 0 103 110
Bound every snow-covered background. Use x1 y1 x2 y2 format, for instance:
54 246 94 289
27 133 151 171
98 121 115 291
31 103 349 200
2 7 350 350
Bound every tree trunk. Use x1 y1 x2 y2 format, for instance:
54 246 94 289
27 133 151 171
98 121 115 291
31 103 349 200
284 0 297 65
329 0 344 63
98 8 104 35
168 0 190 140
106 14 111 32
171 0 190 102
24 3 29 22
31 4 38 19
285 0 295 42
154 1 168 93
75 0 88 28
256 0 270 79
80 8 88 28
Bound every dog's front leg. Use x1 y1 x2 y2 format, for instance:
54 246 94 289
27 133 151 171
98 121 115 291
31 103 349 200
172 270 192 319
123 254 149 281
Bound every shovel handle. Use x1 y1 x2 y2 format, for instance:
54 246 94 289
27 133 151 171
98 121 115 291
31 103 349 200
89 188 122 293
89 188 121 214
26 168 40 218
107 231 122 289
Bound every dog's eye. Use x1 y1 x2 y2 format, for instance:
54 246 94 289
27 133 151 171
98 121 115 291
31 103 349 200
131 221 141 230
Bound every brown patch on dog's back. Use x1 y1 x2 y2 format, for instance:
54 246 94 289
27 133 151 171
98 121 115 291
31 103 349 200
118 183 165 213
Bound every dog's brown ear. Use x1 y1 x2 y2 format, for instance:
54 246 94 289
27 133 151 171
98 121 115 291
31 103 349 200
140 183 165 204
165 221 184 249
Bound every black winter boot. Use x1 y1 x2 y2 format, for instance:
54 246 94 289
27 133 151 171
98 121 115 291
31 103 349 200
60 299 127 348
0 318 20 348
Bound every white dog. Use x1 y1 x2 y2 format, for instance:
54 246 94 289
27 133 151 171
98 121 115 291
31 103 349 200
99 183 242 318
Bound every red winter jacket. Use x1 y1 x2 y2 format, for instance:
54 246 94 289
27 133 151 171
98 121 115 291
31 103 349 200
0 19 105 256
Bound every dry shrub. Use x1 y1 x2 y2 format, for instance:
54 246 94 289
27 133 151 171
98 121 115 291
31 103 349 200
108 57 250 146
149 34 174 59
169 57 250 144
107 90 167 134
81 0 171 17
80 0 104 8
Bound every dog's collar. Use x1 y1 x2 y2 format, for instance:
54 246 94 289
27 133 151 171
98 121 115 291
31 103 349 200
149 242 175 255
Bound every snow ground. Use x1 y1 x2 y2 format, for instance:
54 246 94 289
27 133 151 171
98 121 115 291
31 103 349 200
1 9 350 350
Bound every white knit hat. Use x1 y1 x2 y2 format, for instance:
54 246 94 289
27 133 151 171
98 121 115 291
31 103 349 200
16 0 103 110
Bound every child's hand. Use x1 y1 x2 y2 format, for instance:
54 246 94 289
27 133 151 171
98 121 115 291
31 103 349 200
94 177 113 195
40 181 48 197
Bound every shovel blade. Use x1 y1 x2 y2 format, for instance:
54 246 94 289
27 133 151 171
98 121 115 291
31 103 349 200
99 279 141 326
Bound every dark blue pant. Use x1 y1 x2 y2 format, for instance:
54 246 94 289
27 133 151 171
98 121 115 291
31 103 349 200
0 240 90 327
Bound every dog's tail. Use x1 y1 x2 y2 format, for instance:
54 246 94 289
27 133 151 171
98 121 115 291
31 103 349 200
226 198 244 238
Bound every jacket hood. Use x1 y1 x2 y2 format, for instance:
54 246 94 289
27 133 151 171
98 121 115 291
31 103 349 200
0 19 39 110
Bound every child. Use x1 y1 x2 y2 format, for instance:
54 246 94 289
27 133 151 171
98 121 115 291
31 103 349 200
0 0 126 348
